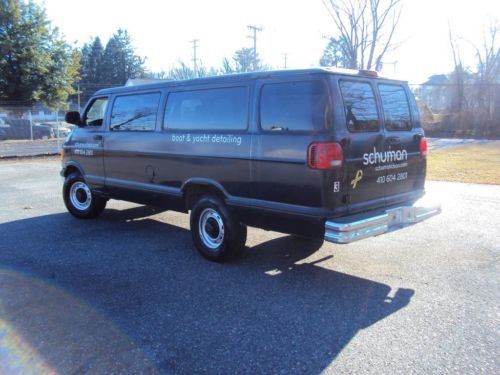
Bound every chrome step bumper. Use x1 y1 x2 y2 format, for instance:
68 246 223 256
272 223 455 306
324 201 441 244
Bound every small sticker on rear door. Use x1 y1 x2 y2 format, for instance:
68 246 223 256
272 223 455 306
351 170 364 189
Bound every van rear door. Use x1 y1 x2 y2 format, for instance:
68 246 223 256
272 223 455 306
377 83 424 205
338 79 386 213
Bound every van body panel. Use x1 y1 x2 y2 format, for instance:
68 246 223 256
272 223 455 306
250 74 342 209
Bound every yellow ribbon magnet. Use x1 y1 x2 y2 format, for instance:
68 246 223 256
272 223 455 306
351 169 363 189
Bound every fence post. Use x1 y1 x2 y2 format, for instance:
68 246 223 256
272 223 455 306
56 108 60 152
28 110 33 141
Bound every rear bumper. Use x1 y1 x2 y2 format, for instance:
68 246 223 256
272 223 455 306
324 199 441 244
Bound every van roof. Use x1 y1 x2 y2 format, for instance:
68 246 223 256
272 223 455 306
95 67 405 95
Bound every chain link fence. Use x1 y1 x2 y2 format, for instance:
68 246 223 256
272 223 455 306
0 103 75 157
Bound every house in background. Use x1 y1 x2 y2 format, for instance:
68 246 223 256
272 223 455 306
417 74 450 112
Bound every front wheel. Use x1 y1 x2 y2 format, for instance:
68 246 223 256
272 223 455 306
190 195 247 262
63 172 107 219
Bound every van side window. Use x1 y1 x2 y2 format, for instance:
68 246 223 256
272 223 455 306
83 97 108 126
260 81 329 132
164 87 248 130
110 92 161 131
339 81 379 132
378 84 412 131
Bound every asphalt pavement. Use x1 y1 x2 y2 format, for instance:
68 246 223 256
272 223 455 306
0 160 498 374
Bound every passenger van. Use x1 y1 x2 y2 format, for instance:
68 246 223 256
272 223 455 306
62 68 440 261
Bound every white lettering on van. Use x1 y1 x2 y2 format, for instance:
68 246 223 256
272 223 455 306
74 142 99 148
171 133 242 146
362 147 408 165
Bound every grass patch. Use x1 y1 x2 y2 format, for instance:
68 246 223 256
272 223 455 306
427 143 500 184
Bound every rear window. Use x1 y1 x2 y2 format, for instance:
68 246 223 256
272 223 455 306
260 80 330 132
110 92 160 131
163 87 248 130
339 80 379 132
379 84 412 131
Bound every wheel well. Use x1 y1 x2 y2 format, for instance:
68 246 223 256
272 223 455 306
64 165 81 177
184 184 225 210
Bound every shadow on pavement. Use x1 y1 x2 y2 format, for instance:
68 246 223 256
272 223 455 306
0 206 414 374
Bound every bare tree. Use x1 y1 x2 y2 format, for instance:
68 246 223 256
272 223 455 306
321 0 402 71
470 22 500 135
448 24 466 113
472 23 500 83
445 22 500 136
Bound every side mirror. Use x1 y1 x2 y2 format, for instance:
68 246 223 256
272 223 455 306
65 111 82 126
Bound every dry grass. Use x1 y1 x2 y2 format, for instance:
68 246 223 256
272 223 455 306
427 143 500 184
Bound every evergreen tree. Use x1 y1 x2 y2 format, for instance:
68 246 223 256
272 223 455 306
320 37 350 68
78 30 146 102
221 48 268 74
0 0 79 108
99 29 146 85
80 37 104 84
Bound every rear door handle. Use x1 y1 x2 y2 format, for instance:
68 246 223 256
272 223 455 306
93 135 103 141
386 136 401 144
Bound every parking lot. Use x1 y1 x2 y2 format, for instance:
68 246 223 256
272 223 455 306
0 159 498 374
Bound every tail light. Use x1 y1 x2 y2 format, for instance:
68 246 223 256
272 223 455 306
419 137 428 158
307 142 343 169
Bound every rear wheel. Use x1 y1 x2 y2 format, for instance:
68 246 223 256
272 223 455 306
63 172 107 219
190 195 246 262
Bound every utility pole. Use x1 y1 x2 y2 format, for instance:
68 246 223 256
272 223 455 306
282 53 288 69
247 25 262 70
76 83 82 112
190 39 199 77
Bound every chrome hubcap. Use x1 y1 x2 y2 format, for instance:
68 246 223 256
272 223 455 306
199 208 224 250
69 181 91 211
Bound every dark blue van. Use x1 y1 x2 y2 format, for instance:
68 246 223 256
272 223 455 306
62 68 440 261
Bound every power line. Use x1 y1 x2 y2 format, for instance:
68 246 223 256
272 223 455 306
247 25 262 70
190 39 199 77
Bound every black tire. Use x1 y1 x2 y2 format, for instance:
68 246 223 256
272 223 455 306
63 172 107 219
190 195 247 262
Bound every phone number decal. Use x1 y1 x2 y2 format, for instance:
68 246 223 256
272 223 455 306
376 172 407 184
